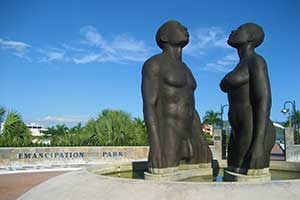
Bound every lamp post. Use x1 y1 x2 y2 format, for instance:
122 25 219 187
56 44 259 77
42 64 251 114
281 100 297 131
220 104 229 159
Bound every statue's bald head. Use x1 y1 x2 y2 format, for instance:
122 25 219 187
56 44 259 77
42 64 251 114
241 23 264 47
155 20 188 49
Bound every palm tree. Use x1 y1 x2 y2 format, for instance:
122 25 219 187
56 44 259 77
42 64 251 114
0 109 31 147
292 110 300 129
68 123 81 145
283 120 291 128
132 117 148 145
203 110 221 128
85 109 147 146
0 107 5 124
283 110 300 129
43 124 69 146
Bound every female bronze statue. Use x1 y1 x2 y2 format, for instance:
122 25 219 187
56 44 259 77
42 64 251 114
220 23 276 174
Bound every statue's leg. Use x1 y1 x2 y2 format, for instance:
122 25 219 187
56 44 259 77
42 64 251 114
235 116 253 169
229 107 253 169
163 127 182 168
181 139 193 162
263 120 276 167
227 130 236 167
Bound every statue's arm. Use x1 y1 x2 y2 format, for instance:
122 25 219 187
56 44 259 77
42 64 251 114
141 60 161 153
249 58 271 154
220 67 249 92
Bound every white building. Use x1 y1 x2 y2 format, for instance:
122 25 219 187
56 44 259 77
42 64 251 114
26 123 47 137
0 122 4 134
26 123 50 144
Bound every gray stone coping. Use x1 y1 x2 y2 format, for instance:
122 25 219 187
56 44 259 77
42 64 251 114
224 169 271 182
18 168 300 200
144 168 212 181
17 160 300 200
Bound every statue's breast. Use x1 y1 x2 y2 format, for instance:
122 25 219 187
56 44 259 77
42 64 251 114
162 67 187 87
186 69 197 91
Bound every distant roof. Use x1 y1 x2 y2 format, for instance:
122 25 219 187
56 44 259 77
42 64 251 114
273 122 285 129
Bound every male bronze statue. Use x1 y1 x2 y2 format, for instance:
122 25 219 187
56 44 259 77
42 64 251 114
220 23 276 175
142 20 212 174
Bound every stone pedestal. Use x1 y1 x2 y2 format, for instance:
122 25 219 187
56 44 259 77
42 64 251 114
224 168 271 182
284 128 300 162
144 163 212 181
213 129 222 161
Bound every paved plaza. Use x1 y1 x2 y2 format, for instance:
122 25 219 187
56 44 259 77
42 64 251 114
0 171 66 200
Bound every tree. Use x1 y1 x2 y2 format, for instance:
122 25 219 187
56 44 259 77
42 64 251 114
292 110 300 129
86 110 132 146
85 110 148 146
68 123 88 146
132 117 148 145
203 110 221 128
283 110 300 128
282 110 300 144
0 107 5 124
0 108 149 147
0 109 31 147
43 124 69 146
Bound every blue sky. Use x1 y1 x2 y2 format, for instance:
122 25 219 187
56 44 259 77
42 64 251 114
0 0 299 127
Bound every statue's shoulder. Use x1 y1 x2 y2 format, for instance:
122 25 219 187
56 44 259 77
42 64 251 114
248 54 267 73
249 54 267 67
142 54 162 76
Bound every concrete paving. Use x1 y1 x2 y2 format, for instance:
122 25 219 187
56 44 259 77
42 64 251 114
18 168 300 200
0 171 66 200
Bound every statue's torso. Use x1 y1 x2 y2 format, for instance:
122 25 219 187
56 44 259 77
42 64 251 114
228 60 251 108
156 55 196 134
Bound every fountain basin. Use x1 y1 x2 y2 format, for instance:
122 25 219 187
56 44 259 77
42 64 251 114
18 160 300 200
93 161 300 182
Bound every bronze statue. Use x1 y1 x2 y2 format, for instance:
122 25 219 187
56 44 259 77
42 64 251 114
220 23 276 174
142 20 212 174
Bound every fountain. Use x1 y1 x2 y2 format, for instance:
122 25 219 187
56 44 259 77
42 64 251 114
16 21 300 200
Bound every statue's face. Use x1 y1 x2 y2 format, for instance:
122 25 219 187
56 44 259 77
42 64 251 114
227 25 250 48
167 22 189 48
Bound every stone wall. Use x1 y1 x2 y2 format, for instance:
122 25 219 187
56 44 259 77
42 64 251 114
0 145 219 167
212 129 222 161
0 146 149 167
285 128 300 162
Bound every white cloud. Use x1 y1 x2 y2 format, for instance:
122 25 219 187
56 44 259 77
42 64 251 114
41 115 89 123
72 53 102 64
185 27 230 57
111 34 148 52
62 25 152 64
80 25 116 54
0 38 31 58
39 49 65 62
195 27 229 48
203 53 238 72
1 25 236 71
121 55 148 62
61 43 86 52
33 25 152 65
224 53 238 61
204 63 229 72
183 27 239 73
